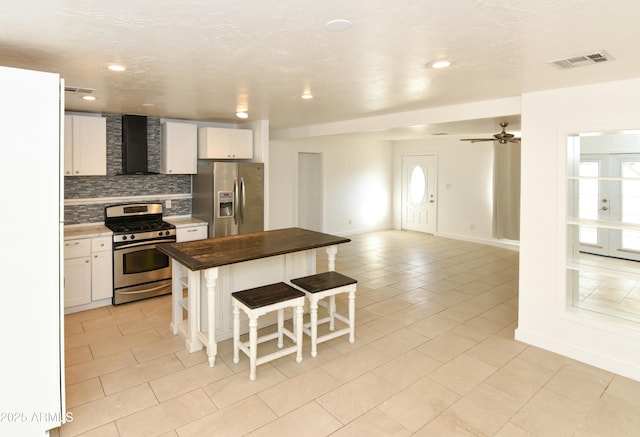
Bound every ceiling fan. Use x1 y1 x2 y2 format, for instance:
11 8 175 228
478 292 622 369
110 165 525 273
460 122 521 144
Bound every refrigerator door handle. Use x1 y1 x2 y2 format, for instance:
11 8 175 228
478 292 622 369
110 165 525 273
233 178 239 226
239 177 246 224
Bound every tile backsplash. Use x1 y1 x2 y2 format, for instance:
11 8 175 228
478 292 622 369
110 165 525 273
64 114 191 224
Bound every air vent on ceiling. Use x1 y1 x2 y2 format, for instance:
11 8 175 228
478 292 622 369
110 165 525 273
64 86 95 94
547 50 613 70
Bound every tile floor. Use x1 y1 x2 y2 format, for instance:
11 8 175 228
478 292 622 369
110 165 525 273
576 253 640 323
54 230 640 436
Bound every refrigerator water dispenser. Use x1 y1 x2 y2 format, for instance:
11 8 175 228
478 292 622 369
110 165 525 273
218 191 234 217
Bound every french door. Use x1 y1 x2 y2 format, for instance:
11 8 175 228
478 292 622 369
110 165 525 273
401 155 436 234
579 153 640 261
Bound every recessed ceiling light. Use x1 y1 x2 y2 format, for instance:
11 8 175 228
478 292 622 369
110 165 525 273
82 95 96 101
142 103 155 107
429 60 451 69
236 111 248 119
325 19 352 31
107 64 126 72
301 92 313 100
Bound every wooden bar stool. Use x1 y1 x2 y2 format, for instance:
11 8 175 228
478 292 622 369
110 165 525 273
232 282 305 381
291 271 357 357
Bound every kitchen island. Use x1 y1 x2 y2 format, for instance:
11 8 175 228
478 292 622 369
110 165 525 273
157 227 350 366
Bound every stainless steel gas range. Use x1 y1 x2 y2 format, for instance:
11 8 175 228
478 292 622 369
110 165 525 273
104 203 176 305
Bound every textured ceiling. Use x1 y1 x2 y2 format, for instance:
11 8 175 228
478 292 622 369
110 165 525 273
1 0 639 137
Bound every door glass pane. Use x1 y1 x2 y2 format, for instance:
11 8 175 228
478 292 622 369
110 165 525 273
579 161 599 245
409 165 426 204
622 160 640 250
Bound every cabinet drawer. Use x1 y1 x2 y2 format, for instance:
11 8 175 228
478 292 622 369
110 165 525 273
177 225 208 242
92 237 112 253
64 239 91 259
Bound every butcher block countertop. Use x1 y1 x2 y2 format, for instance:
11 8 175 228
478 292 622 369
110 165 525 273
156 227 350 271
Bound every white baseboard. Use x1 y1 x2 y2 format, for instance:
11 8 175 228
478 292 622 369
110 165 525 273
434 231 520 251
515 327 640 382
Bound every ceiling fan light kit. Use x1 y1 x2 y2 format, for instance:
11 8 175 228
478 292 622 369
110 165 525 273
460 122 521 144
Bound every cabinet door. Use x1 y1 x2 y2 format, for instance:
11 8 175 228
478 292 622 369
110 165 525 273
162 122 197 174
74 115 107 175
232 129 254 159
92 251 113 300
64 115 107 176
64 114 74 176
198 127 253 159
64 256 92 307
198 127 232 159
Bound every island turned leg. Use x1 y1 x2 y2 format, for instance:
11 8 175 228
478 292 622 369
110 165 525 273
203 268 218 367
186 269 203 353
170 260 184 335
326 244 338 272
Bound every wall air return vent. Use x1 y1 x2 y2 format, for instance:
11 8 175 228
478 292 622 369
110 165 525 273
547 51 613 70
64 86 95 94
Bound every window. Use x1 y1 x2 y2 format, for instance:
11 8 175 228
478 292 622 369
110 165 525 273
409 165 426 204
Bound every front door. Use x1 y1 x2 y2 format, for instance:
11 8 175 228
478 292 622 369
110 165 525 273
579 153 640 261
401 155 437 234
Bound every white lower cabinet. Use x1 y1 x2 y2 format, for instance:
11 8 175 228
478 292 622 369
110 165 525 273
64 236 113 308
64 239 92 307
91 237 113 300
176 225 208 242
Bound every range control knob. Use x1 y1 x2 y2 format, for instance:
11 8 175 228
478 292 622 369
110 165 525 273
165 230 171 236
158 231 164 237
130 235 135 240
122 235 127 241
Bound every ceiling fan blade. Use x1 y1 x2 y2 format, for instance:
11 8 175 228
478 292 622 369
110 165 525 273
460 138 494 143
461 123 520 144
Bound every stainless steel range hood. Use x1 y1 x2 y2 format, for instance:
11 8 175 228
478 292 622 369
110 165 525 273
121 115 157 175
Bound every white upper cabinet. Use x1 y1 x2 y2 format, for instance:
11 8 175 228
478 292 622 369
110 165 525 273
198 127 253 159
161 121 198 174
64 114 107 176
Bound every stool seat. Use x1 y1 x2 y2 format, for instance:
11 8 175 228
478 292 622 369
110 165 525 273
232 282 305 309
232 282 305 381
291 271 357 357
291 271 356 294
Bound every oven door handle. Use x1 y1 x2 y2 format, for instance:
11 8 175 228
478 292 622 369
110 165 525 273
114 240 172 250
117 283 171 295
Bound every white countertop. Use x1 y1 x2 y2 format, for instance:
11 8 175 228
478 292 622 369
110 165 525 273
64 216 206 240
164 216 208 228
64 223 112 240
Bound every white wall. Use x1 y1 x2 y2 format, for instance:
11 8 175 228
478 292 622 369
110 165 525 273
517 77 640 381
392 137 495 243
269 135 393 235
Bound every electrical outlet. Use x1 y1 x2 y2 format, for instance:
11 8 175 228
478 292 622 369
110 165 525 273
165 199 172 209
470 224 476 230
348 219 352 225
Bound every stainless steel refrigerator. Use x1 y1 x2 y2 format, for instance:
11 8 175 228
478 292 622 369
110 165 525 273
193 161 264 238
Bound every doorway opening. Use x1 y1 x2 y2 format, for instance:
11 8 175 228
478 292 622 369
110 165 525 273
298 152 322 232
